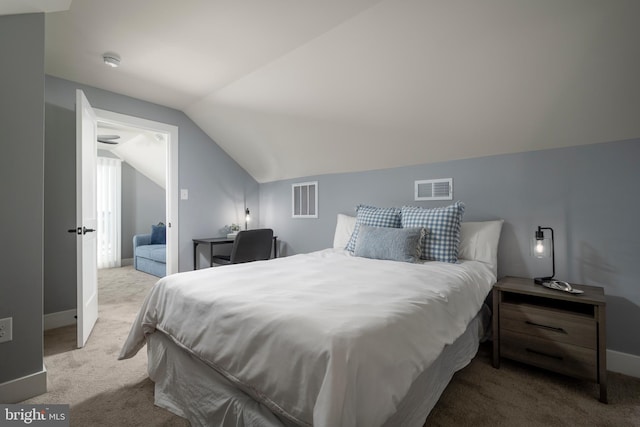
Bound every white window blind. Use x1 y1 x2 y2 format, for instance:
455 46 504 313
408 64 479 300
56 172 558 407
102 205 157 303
97 157 122 268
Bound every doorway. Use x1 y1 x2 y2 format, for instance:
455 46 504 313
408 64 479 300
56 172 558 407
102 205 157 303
93 109 179 275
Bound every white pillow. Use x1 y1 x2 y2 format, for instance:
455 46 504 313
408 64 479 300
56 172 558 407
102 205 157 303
333 214 357 249
458 220 504 275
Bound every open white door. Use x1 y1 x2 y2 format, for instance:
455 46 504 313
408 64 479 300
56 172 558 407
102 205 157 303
75 89 99 348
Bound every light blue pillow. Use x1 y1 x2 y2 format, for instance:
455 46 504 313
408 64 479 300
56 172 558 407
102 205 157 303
401 201 465 263
354 225 424 263
346 205 402 253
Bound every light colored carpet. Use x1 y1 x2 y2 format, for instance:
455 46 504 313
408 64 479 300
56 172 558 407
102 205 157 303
24 266 189 426
24 266 640 426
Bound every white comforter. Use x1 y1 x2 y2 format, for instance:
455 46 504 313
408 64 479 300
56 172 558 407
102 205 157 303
120 249 495 427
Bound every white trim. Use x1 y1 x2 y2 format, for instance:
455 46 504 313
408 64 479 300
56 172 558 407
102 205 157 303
0 365 47 403
607 349 640 378
44 309 77 331
94 109 179 275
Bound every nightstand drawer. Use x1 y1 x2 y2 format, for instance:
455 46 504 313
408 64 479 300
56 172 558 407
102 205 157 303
500 302 596 349
501 330 597 381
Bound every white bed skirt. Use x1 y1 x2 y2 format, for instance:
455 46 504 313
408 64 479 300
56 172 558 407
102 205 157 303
146 304 491 427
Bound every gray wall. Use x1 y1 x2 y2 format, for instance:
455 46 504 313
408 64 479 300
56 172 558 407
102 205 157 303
121 162 166 259
44 103 77 314
0 13 45 385
260 139 640 357
44 75 259 314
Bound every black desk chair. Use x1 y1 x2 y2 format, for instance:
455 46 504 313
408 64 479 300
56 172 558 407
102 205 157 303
212 228 274 265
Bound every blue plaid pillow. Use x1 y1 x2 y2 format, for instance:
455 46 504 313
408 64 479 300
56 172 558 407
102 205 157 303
345 205 401 253
401 201 465 263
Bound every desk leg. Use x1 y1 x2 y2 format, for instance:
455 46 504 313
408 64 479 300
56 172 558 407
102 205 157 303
598 305 608 403
193 242 198 270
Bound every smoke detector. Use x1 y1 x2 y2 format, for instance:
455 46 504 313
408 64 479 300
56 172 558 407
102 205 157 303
103 52 121 68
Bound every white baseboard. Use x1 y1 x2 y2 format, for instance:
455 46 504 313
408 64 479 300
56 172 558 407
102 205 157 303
0 365 47 403
607 349 640 378
44 309 76 331
121 258 133 266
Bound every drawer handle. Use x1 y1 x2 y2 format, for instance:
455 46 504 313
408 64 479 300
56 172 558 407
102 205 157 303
526 348 564 361
525 321 566 334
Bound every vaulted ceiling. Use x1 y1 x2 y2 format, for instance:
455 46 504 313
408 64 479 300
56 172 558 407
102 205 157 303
10 1 640 182
97 123 167 189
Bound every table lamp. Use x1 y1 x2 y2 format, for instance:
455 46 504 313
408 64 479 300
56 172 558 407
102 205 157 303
532 226 555 284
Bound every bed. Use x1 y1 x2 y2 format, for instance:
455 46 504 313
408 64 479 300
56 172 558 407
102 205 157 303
120 207 503 427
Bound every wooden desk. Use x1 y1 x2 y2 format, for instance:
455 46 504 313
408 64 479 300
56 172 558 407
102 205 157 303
192 236 278 269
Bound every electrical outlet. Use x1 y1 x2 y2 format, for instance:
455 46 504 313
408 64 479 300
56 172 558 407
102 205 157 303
0 317 13 343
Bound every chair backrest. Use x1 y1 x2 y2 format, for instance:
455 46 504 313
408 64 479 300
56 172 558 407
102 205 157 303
229 229 274 264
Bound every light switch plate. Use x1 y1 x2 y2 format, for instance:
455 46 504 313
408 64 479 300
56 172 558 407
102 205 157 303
180 189 189 200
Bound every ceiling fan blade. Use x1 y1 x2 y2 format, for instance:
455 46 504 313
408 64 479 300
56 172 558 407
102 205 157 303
97 134 120 144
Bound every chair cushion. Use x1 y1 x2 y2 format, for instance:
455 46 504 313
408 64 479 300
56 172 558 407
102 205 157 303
212 254 232 265
135 257 166 277
135 244 166 263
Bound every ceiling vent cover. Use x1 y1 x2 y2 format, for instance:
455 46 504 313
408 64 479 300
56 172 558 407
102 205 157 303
414 178 453 201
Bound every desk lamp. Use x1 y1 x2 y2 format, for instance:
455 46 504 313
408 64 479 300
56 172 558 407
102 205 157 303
533 226 555 284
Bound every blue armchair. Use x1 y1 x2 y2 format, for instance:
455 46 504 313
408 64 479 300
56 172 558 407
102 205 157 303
133 233 166 277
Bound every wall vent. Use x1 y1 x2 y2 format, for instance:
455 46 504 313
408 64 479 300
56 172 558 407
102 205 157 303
292 181 318 218
414 178 453 201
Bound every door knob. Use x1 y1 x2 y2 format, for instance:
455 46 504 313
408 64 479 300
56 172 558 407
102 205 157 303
67 227 95 235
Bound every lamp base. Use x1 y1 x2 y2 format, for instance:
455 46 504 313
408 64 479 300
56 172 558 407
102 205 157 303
534 276 554 285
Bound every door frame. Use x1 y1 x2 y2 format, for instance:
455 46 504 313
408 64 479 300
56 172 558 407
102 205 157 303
94 109 180 274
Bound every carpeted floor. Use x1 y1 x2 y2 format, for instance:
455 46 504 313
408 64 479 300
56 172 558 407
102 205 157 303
24 266 640 426
24 266 189 426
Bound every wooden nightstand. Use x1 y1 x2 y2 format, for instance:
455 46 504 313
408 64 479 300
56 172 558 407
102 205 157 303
492 276 607 403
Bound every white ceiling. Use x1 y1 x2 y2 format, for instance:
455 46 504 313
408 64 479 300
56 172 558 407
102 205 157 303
97 123 167 189
23 1 640 182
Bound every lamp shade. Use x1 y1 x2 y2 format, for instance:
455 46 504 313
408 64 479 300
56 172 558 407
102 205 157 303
531 236 551 258
533 226 555 284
